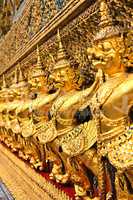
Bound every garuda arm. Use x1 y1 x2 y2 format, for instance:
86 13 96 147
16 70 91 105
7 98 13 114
60 70 103 111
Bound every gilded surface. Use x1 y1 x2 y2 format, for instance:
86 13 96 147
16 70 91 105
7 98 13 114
0 0 133 200
0 144 72 200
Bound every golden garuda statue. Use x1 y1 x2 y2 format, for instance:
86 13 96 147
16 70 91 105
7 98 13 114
0 74 15 146
81 0 133 199
14 48 59 170
36 29 103 199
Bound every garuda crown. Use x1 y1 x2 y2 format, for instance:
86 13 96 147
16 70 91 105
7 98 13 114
94 0 123 41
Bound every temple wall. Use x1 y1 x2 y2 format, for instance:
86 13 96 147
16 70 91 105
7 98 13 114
0 0 131 86
0 0 98 86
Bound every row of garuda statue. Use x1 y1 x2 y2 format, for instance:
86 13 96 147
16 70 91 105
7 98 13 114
0 1 133 199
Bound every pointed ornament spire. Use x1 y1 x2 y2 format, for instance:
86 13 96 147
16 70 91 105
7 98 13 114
99 0 113 28
94 0 121 41
2 74 7 89
13 67 18 85
18 64 26 83
31 45 45 79
37 45 41 68
54 29 70 70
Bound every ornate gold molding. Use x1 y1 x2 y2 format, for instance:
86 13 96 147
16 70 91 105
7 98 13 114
0 144 72 200
0 0 93 76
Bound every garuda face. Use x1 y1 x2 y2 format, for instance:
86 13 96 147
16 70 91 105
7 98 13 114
87 36 124 73
49 68 71 89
